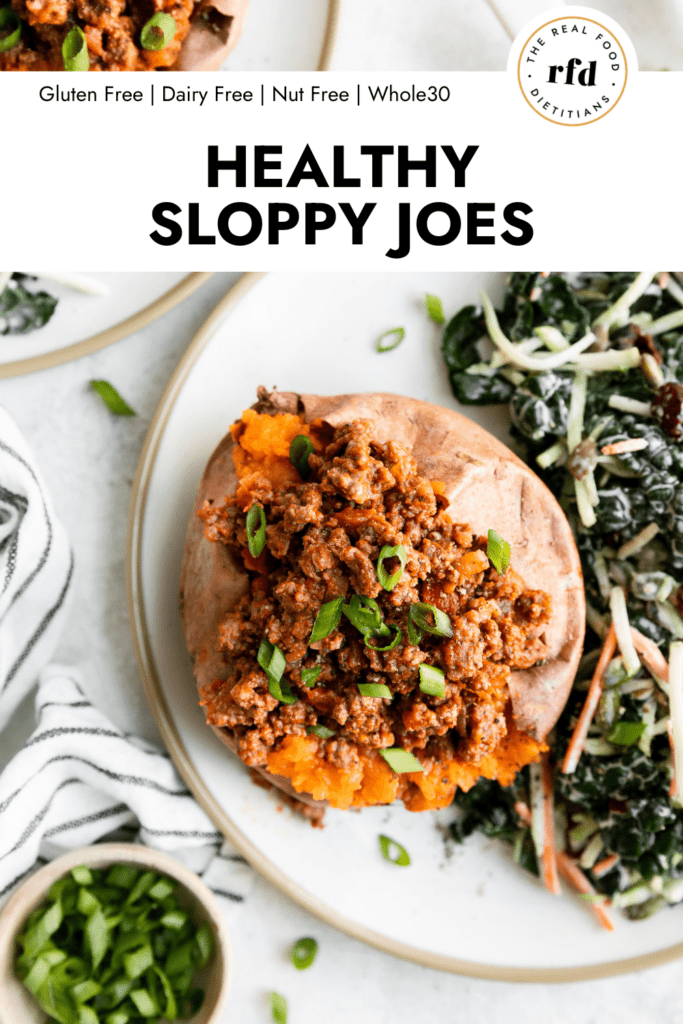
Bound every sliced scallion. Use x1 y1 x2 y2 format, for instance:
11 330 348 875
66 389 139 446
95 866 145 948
377 327 405 353
418 664 445 698
380 747 424 773
378 834 411 866
0 7 21 52
301 665 321 688
140 10 176 50
290 937 318 970
364 624 402 652
90 380 136 416
245 503 267 558
307 724 336 739
606 721 647 746
376 544 407 591
271 991 288 1024
289 434 314 478
310 597 343 644
258 638 296 704
62 24 89 70
425 293 445 324
486 529 510 574
357 682 392 699
342 594 389 637
408 603 452 639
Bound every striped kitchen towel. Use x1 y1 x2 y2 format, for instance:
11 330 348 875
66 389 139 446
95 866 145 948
0 407 74 731
0 664 253 917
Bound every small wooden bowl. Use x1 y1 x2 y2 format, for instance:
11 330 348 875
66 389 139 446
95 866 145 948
0 844 231 1024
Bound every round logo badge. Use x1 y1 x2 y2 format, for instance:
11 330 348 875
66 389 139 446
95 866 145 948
512 6 632 126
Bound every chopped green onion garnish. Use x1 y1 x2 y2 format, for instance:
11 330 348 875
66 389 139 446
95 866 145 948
378 834 411 866
342 594 389 637
90 380 136 416
130 988 159 1017
364 624 402 652
418 664 445 698
62 24 89 70
140 10 176 50
0 6 21 52
606 721 647 746
246 503 267 558
310 596 343 644
258 638 297 704
271 991 288 1023
357 682 392 699
106 864 139 889
425 293 445 324
289 434 314 478
408 603 453 639
301 665 321 687
290 937 318 970
376 327 405 353
376 544 407 591
486 529 510 574
380 747 424 773
71 865 93 886
307 724 336 738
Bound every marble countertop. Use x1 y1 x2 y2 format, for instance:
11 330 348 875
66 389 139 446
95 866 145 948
2 271 683 1024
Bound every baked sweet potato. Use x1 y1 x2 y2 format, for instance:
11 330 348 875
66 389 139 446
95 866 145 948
179 389 585 813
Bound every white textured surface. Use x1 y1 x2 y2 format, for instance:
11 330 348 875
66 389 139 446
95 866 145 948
0 274 682 1022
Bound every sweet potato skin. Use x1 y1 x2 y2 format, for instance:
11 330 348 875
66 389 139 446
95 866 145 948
179 390 585 807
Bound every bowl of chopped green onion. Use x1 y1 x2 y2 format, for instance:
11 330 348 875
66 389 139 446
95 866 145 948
0 843 231 1024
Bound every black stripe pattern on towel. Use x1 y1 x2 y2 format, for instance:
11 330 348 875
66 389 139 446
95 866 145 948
0 665 253 917
0 407 74 729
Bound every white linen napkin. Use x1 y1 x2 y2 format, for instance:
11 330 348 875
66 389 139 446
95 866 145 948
0 665 254 915
0 407 74 731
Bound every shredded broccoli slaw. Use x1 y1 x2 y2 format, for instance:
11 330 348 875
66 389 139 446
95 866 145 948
443 272 683 926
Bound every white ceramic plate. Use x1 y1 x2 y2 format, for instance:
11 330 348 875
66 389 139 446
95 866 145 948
0 272 211 378
221 0 340 71
128 271 683 981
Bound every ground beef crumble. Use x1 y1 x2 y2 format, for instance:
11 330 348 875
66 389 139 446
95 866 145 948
198 418 551 779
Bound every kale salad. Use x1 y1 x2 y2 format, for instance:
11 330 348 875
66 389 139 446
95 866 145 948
0 273 59 335
440 271 683 928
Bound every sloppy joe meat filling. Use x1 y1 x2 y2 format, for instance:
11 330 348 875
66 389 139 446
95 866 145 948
198 408 552 811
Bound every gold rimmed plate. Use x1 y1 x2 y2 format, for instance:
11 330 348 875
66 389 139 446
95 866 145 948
127 271 683 981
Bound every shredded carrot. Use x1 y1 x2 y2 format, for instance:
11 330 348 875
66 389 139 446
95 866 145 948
631 627 670 684
600 438 648 456
562 623 617 774
541 752 560 894
667 720 677 799
515 800 531 825
592 853 619 878
556 852 615 931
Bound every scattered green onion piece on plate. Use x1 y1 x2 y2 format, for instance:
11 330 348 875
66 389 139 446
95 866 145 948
376 544 407 591
62 24 89 70
419 664 445 698
357 682 392 699
380 747 424 773
140 10 176 49
301 665 321 687
364 624 402 652
271 990 288 1023
425 293 445 324
290 936 318 970
0 7 21 52
606 721 647 746
408 602 452 638
246 503 267 558
307 724 336 738
487 529 510 574
376 327 405 353
258 638 297 704
310 596 343 643
289 434 314 478
378 834 411 866
90 380 136 416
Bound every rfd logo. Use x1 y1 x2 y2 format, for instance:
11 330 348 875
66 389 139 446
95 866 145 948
547 58 596 85
514 13 630 126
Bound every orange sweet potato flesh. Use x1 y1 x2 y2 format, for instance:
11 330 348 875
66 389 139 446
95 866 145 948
179 390 585 813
